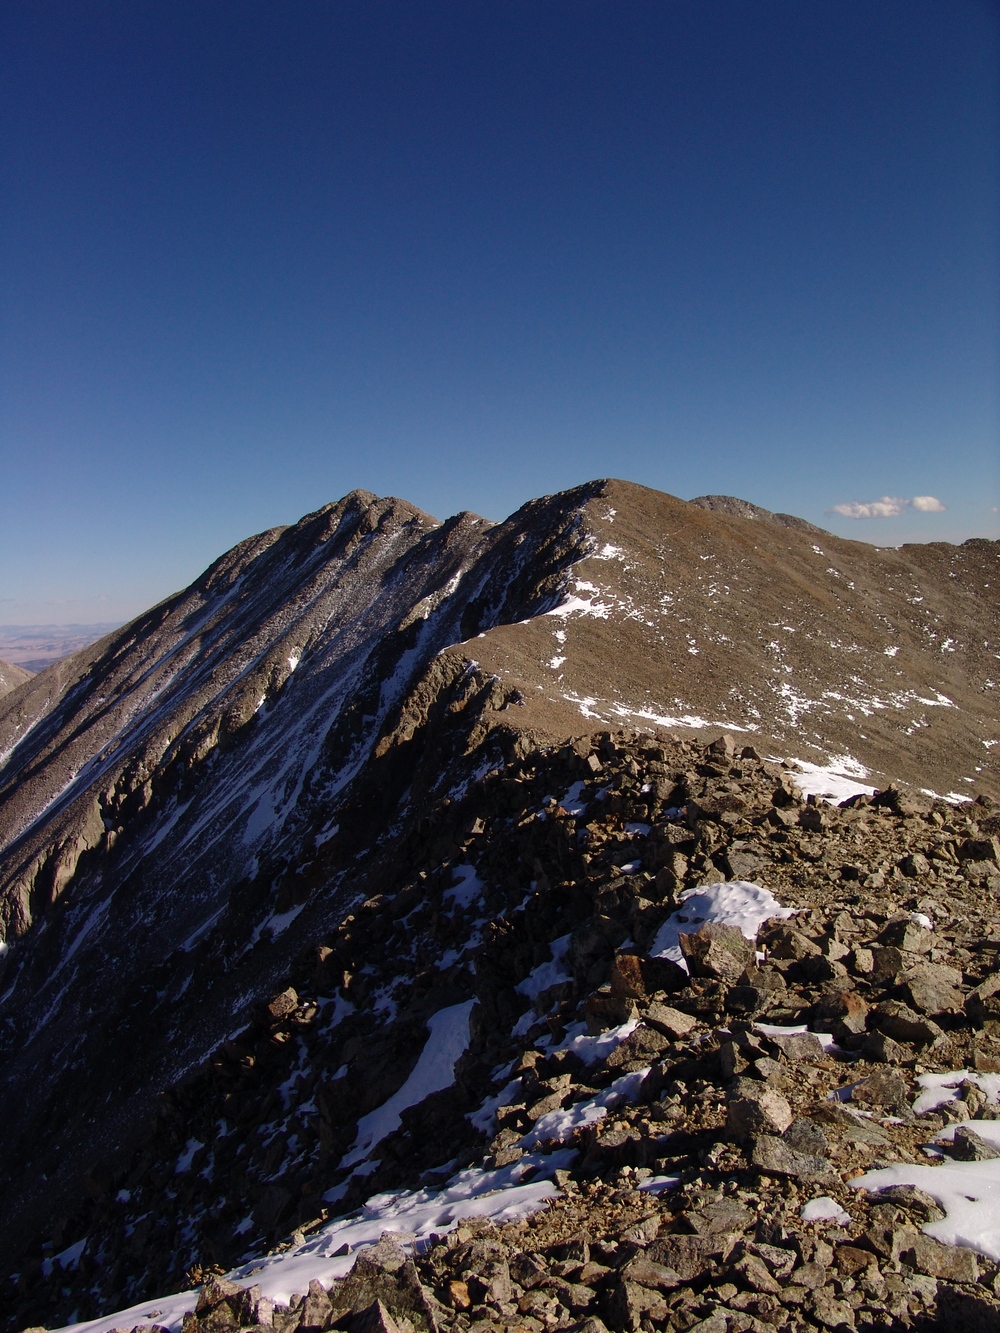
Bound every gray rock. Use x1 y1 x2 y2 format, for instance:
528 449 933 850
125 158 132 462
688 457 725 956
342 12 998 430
749 1134 832 1181
679 921 756 982
861 1031 908 1064
903 1233 979 1283
783 1117 830 1156
727 1083 794 1141
870 1183 944 1222
902 960 965 1014
646 1232 738 1281
870 1000 942 1046
767 1031 827 1062
950 1125 1000 1161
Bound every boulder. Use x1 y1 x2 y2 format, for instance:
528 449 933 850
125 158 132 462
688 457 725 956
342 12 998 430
679 921 755 982
726 1082 794 1141
902 961 965 1015
749 1134 832 1181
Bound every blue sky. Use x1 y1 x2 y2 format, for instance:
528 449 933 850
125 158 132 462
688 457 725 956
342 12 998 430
2 1 997 625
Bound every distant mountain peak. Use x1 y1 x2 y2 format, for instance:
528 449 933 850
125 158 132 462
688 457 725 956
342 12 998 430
690 492 828 533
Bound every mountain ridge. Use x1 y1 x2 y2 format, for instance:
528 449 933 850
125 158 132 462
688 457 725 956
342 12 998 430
0 657 33 698
0 478 997 1333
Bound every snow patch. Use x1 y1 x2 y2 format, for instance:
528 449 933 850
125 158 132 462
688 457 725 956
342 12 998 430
849 1158 1000 1262
780 755 875 805
539 1019 640 1067
444 865 484 913
911 1071 1000 1117
340 1000 474 1168
54 1152 566 1333
520 1068 651 1148
515 933 573 1000
801 1197 851 1226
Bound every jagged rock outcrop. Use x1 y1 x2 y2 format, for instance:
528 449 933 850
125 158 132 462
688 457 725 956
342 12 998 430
0 479 997 1333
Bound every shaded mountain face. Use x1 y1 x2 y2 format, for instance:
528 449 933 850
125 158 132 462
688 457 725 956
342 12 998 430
0 478 996 1298
0 658 32 698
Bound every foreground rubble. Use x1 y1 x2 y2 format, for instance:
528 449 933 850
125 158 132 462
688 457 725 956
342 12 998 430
10 729 1000 1333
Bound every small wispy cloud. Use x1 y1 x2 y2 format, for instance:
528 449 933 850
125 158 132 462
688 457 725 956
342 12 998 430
827 495 946 520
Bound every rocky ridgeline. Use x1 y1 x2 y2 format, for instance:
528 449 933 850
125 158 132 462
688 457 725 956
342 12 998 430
10 731 1000 1333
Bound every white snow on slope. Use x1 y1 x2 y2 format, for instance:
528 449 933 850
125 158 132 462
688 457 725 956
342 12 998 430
520 1068 650 1148
54 1153 567 1333
340 1000 474 1168
850 1157 1000 1262
780 755 875 805
650 881 794 970
444 864 484 913
911 1070 1000 1117
515 934 573 1000
539 1019 639 1066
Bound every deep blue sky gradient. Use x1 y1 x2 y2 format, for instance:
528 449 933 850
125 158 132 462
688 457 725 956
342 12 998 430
2 1 997 623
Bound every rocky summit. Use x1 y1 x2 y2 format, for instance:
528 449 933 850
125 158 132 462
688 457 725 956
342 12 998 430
0 480 998 1333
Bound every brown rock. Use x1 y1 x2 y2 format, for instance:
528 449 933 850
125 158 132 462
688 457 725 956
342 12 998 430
446 1280 471 1310
902 961 965 1014
905 1233 979 1283
850 1068 909 1112
609 951 688 1000
833 1245 875 1277
266 987 299 1020
642 1002 698 1039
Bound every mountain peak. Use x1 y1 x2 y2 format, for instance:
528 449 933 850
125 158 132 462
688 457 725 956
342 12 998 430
0 478 996 1331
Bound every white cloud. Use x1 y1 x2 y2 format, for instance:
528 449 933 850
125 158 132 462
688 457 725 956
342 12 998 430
828 496 906 519
827 495 946 520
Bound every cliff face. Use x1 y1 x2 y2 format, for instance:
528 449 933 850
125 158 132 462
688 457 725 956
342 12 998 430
0 479 996 1314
